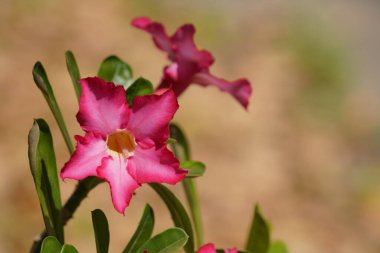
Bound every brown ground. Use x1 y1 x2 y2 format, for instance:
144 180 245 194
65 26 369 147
0 0 380 252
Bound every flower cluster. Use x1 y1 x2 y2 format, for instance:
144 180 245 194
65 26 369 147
33 16 255 252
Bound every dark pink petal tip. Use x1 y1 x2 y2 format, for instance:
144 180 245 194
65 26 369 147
233 78 252 110
131 16 152 29
197 243 216 253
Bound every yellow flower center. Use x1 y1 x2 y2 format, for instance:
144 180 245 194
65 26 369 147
107 130 136 157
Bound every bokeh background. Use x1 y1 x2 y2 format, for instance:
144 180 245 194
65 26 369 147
1 0 380 252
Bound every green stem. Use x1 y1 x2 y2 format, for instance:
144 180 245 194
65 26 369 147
169 124 204 247
29 177 102 253
182 178 203 247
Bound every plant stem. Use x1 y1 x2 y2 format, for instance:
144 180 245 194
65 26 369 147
30 177 102 253
182 178 203 247
169 124 204 247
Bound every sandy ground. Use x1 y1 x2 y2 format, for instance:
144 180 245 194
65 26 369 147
0 0 379 252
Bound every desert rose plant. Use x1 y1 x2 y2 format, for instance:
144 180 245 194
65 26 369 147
28 17 288 253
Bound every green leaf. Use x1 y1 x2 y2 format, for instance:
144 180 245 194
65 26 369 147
169 123 190 161
149 184 194 253
91 209 109 253
65 50 81 101
60 244 79 253
268 241 288 253
32 62 74 154
125 77 154 105
181 161 206 178
123 204 154 253
137 228 188 253
29 119 64 243
245 205 270 253
40 236 62 253
166 138 177 144
97 55 133 89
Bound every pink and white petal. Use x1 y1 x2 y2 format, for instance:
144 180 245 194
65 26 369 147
193 72 252 109
197 243 217 253
61 132 107 180
127 90 179 143
77 77 131 135
97 156 140 214
224 248 238 253
128 144 187 185
132 17 173 54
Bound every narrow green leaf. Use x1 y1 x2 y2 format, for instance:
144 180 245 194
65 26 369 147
65 50 81 101
123 204 154 253
181 161 206 178
32 62 74 154
60 244 79 253
149 184 194 253
245 205 270 253
169 123 190 161
125 77 154 105
137 228 188 253
91 209 109 253
268 241 288 253
28 119 64 243
40 236 62 253
97 55 133 89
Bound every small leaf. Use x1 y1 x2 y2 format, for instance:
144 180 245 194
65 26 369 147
125 77 154 105
65 50 81 101
92 209 109 253
166 138 177 144
181 161 206 178
40 236 62 253
149 184 194 253
245 205 270 253
169 123 190 161
29 119 64 243
97 55 133 89
268 241 288 253
32 62 74 154
60 244 79 253
137 228 188 253
123 204 154 253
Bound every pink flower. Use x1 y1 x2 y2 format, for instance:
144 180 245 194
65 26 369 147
197 243 238 253
132 17 252 109
61 77 187 214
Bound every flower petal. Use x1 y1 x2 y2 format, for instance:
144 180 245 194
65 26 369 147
171 24 214 67
61 132 107 180
224 248 238 253
131 16 173 54
193 72 252 109
128 144 187 185
127 90 179 144
197 243 216 253
97 156 140 214
77 77 131 135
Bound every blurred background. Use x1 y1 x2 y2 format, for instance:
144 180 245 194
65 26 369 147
0 0 379 252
